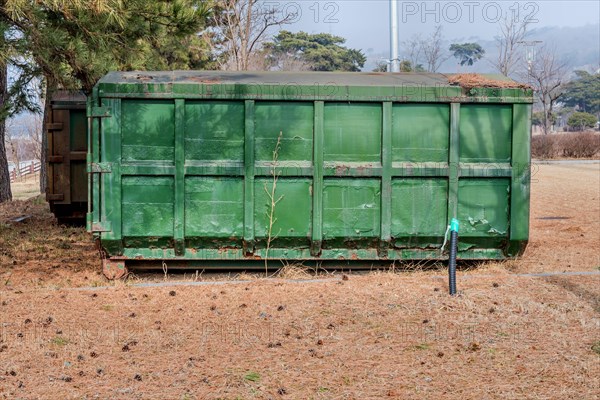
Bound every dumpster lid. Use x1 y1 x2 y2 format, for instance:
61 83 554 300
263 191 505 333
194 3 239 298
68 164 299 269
98 71 527 89
51 90 87 106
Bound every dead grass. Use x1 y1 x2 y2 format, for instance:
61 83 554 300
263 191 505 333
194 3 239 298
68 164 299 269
0 273 598 399
271 261 316 280
532 132 600 159
0 164 599 398
448 73 531 90
518 163 600 273
0 195 102 289
10 173 42 201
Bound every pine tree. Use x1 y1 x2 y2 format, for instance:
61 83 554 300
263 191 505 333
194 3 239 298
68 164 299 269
1 0 216 201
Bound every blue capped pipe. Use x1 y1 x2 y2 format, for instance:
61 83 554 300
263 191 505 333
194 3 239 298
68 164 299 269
448 218 459 295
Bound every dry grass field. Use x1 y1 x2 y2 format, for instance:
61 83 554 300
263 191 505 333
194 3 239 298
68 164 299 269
0 163 599 399
9 173 42 201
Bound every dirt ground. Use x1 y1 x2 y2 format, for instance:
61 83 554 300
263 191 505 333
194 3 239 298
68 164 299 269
0 164 599 399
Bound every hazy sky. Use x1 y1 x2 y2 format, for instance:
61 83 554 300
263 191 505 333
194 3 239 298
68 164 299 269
279 0 600 56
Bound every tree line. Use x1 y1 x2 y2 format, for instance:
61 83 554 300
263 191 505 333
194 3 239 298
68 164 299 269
373 18 597 137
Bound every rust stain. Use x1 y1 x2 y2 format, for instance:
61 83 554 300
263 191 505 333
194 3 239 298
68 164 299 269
135 74 153 81
217 246 238 254
188 76 221 84
335 165 349 176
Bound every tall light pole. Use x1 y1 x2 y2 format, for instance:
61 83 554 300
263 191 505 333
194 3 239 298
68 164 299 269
389 0 400 72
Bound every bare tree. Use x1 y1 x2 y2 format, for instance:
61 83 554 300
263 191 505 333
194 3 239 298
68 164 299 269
4 115 41 182
492 16 529 77
5 114 42 184
402 34 423 71
22 112 43 161
372 60 389 73
523 47 568 135
210 0 297 71
421 26 448 73
5 119 21 180
269 52 311 72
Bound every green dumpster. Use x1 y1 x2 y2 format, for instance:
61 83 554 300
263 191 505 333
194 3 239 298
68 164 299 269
87 71 533 278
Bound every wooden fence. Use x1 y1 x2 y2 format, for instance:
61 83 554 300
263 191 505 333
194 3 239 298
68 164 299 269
9 160 41 183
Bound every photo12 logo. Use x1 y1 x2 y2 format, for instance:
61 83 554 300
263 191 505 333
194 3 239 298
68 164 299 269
400 1 540 24
260 1 340 24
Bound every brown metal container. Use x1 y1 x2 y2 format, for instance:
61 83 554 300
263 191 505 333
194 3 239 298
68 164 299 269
46 91 88 224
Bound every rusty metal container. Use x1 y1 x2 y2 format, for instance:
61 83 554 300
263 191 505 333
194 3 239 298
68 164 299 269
46 91 88 224
88 71 533 278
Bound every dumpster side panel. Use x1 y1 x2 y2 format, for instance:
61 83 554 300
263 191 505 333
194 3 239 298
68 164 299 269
185 101 244 162
322 178 381 242
89 72 532 263
507 103 532 256
391 178 448 248
122 100 174 163
323 103 381 162
459 104 512 163
255 102 313 162
457 178 510 250
392 104 449 163
122 176 174 237
46 91 87 224
70 110 87 152
120 100 175 246
185 177 244 239
70 110 88 203
49 108 71 204
254 178 312 241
